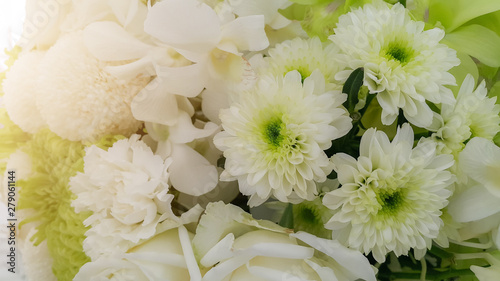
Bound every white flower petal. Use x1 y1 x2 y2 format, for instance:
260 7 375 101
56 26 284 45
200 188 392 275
169 111 219 144
220 15 268 52
169 144 218 196
131 79 179 125
200 233 235 267
108 0 140 27
84 21 152 61
144 0 221 54
460 137 500 197
178 225 202 281
448 185 500 222
155 63 207 97
292 232 377 281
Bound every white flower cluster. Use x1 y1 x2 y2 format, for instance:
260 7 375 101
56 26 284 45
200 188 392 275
3 0 500 280
70 135 176 259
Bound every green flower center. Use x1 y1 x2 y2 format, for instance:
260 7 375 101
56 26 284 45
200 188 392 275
384 42 414 65
298 206 319 224
377 188 406 215
293 199 333 239
264 117 285 147
285 66 311 83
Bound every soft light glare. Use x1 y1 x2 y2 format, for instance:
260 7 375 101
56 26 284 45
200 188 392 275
0 1 26 70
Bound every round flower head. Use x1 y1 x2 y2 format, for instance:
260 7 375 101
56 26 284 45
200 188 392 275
36 31 150 142
330 1 459 127
214 70 352 206
323 124 455 262
431 75 500 156
252 37 343 90
3 50 47 134
70 135 175 260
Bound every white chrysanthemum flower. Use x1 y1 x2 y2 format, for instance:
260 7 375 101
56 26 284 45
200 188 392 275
74 227 201 281
70 135 176 260
214 70 352 206
2 51 47 134
36 31 150 142
251 37 343 90
429 74 500 156
330 1 460 127
192 202 376 281
323 124 455 262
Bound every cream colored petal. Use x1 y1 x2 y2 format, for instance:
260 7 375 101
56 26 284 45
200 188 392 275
84 21 152 61
131 78 179 125
169 144 218 196
144 0 221 54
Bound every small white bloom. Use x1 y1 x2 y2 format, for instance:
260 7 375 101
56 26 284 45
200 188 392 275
214 70 352 206
70 135 176 260
251 37 343 90
192 202 376 281
74 227 201 281
429 74 500 156
330 1 459 127
324 124 455 262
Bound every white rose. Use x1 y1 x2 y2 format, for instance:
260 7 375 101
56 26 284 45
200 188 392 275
74 226 201 281
193 202 377 281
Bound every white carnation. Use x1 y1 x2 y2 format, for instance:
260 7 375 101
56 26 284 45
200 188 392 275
70 135 175 260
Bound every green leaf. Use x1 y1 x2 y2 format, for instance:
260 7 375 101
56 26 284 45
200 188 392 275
466 10 500 37
279 3 308 21
342 67 364 113
443 25 500 67
428 0 500 32
490 80 500 103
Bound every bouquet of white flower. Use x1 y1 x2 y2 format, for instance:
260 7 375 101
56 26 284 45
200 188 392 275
2 0 500 280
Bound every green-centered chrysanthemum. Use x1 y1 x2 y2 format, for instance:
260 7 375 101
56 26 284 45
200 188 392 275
323 124 455 262
214 70 352 207
429 74 500 157
330 1 460 128
252 37 343 90
18 129 123 280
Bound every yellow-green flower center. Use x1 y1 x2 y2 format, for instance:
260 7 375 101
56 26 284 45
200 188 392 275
384 41 414 65
376 188 407 217
263 117 285 147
